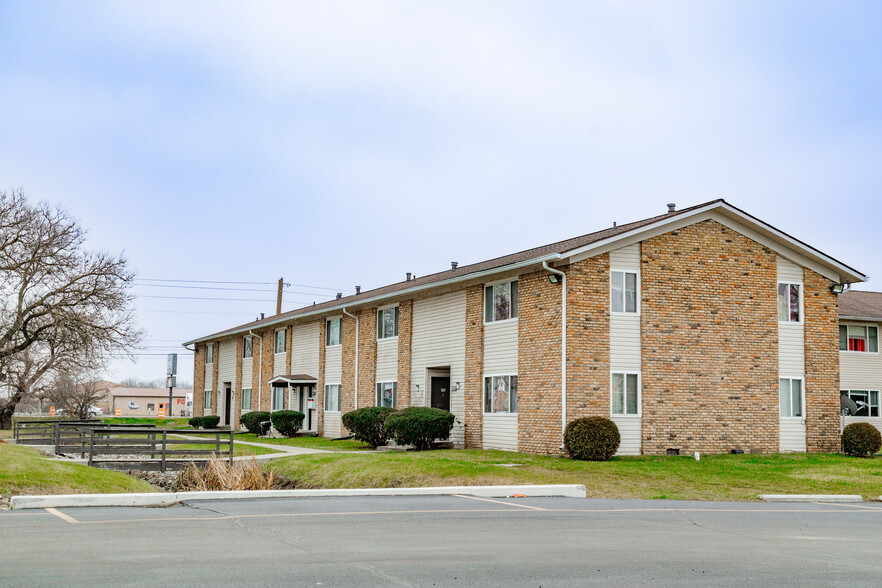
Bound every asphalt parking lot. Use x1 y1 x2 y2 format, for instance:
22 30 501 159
2 495 882 586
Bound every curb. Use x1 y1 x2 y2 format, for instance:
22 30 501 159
10 484 587 510
758 494 864 503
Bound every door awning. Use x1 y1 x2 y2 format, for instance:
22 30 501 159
268 374 317 386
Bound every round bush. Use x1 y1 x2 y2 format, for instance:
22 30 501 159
384 407 455 451
271 410 305 438
240 411 270 434
842 422 882 457
564 417 620 461
342 406 396 448
201 415 221 429
188 416 204 429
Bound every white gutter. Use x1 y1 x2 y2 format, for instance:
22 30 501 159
341 307 358 410
184 253 562 346
543 261 567 450
248 330 263 412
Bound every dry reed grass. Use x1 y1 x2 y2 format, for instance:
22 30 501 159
174 454 274 491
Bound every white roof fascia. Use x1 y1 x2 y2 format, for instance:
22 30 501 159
183 253 561 346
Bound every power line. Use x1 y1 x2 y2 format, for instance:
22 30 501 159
137 278 351 292
137 310 257 316
136 295 319 303
133 283 338 297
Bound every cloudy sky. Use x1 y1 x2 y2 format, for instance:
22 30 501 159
1 1 880 386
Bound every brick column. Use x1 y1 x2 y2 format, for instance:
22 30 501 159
397 300 413 408
211 346 219 415
194 344 206 417
234 337 243 429
464 286 485 449
259 329 274 412
358 308 378 409
317 319 326 436
567 255 610 420
341 314 358 419
285 325 293 374
804 268 840 452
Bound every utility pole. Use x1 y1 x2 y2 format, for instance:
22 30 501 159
276 277 283 315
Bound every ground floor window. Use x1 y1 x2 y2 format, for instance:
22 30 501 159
780 378 804 418
376 382 397 409
324 384 340 412
147 403 155 413
611 372 640 415
203 390 211 410
842 390 880 417
484 375 517 413
271 386 285 411
241 388 252 411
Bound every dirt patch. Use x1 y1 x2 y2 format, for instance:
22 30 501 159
126 470 177 492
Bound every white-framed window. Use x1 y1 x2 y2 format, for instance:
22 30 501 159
324 384 341 412
205 344 214 364
377 306 399 339
842 390 880 417
611 271 639 314
241 388 252 411
779 377 804 418
484 281 518 323
611 372 640 415
243 336 253 359
274 329 286 354
840 325 879 353
271 386 285 411
376 381 397 408
483 375 518 414
326 317 342 346
203 390 212 410
777 283 801 323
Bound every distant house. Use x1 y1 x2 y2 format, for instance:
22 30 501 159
839 291 882 434
98 386 194 417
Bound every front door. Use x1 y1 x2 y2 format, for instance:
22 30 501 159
431 377 450 411
224 387 232 426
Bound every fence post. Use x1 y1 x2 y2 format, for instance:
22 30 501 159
88 428 95 467
53 422 61 454
229 429 234 466
161 431 167 473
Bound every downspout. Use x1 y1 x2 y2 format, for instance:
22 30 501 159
342 307 359 410
543 261 567 450
248 330 263 412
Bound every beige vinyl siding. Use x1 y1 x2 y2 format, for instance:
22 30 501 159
411 290 467 447
273 352 286 377
292 322 321 377
483 319 518 374
610 244 641 455
777 256 806 452
376 338 398 383
218 340 236 386
482 414 518 451
840 320 882 389
778 326 805 375
241 355 252 389
610 416 641 455
777 256 804 283
779 419 807 452
324 411 341 438
324 345 342 384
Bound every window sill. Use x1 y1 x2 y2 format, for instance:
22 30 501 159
483 317 519 327
610 311 640 317
840 350 879 355
326 344 342 349
778 321 804 326
377 336 399 342
610 413 641 418
483 412 518 416
779 416 806 420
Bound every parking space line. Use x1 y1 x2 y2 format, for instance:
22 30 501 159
45 508 79 524
823 503 882 511
451 494 546 510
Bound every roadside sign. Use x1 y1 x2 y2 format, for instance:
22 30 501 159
167 353 177 376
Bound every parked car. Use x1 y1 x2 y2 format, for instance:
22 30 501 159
128 401 139 410
88 405 103 416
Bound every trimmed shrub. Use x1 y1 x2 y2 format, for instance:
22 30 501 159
271 411 305 438
240 411 271 435
384 407 455 451
201 415 221 429
188 417 204 428
842 422 882 457
564 417 620 461
342 406 396 448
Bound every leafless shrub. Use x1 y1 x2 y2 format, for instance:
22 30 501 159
173 455 275 491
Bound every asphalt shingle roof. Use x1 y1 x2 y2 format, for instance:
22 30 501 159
839 291 882 321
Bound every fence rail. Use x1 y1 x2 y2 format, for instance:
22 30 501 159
87 428 234 472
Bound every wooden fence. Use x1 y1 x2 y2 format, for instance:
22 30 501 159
87 427 234 472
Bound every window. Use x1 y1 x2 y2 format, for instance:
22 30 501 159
376 382 397 409
483 375 518 413
271 386 285 411
147 403 155 412
484 281 518 322
378 307 399 339
205 344 214 364
779 378 804 418
243 336 253 359
777 283 801 322
326 318 342 346
842 390 880 417
611 372 640 415
611 271 638 314
274 329 286 354
840 325 878 353
241 388 252 411
324 384 340 411
203 391 211 410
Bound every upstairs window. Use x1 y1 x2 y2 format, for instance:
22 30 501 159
842 390 880 417
483 375 518 414
326 318 342 346
777 283 801 322
376 382 397 409
485 281 518 322
205 344 214 364
274 329 286 354
243 336 253 359
840 325 878 353
378 307 399 339
611 271 638 313
779 378 804 418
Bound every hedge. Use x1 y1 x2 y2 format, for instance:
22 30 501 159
270 411 305 438
564 416 620 461
842 422 882 457
240 411 271 435
341 406 396 448
384 407 455 451
188 415 221 429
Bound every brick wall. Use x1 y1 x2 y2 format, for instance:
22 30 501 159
285 325 293 374
341 314 357 420
464 286 484 448
234 337 243 428
804 268 841 452
567 255 610 420
210 345 219 414
357 308 378 410
397 300 413 408
258 329 274 412
194 344 206 417
641 220 779 454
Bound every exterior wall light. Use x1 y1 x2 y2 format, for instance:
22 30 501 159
831 283 849 294
548 273 562 284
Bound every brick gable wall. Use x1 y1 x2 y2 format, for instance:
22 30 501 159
464 286 484 448
804 268 840 452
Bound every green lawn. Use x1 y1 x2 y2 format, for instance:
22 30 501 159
100 417 193 428
0 443 156 496
233 433 370 452
266 450 882 501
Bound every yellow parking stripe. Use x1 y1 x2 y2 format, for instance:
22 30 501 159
451 494 547 510
45 508 79 524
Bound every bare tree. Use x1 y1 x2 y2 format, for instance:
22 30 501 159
43 370 107 420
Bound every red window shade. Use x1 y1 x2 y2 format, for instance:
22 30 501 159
849 338 866 352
